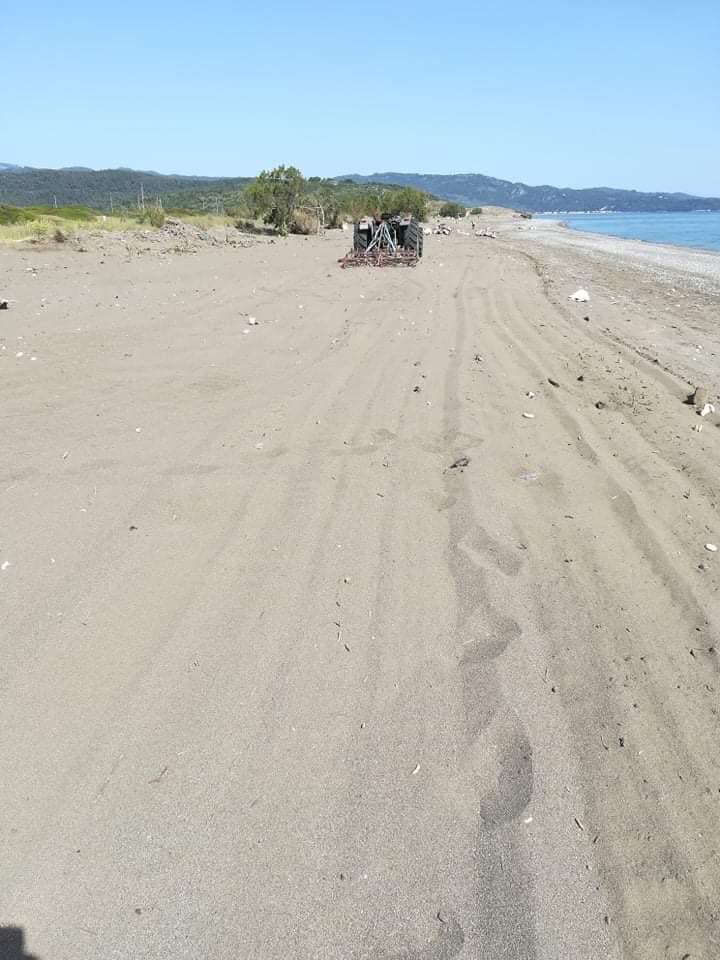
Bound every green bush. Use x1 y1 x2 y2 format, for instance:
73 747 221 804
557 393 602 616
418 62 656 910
25 205 96 221
147 207 165 228
335 185 429 222
0 205 34 225
245 165 306 236
383 187 428 221
439 202 466 218
470 206 483 215
135 207 166 228
0 203 99 228
236 176 433 229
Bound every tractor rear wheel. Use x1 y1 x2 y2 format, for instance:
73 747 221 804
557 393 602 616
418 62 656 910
353 223 368 253
405 219 423 258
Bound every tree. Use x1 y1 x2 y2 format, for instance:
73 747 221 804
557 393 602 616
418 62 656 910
439 201 466 219
385 187 429 221
340 186 428 222
245 165 306 236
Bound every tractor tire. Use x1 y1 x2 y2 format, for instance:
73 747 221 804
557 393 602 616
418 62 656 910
353 222 368 253
405 219 423 258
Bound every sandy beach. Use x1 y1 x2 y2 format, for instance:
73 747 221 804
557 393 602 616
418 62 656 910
2 221 720 959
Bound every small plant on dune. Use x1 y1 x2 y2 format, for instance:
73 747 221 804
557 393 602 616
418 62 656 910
53 228 67 243
135 207 166 228
234 218 275 236
147 207 165 228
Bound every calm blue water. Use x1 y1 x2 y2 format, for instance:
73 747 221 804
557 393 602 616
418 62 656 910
541 211 720 252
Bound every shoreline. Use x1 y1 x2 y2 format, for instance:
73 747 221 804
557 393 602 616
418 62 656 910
532 213 720 257
506 216 720 294
493 213 720 398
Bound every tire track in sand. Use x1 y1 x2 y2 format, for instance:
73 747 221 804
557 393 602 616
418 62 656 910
442 264 537 958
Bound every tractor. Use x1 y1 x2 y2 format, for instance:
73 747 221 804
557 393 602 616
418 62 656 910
339 213 423 267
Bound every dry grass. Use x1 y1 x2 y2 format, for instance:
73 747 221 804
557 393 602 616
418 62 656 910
290 209 320 235
0 209 238 246
0 213 146 244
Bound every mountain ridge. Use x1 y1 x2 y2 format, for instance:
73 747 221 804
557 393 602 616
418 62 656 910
2 164 719 213
339 172 720 213
0 165 252 208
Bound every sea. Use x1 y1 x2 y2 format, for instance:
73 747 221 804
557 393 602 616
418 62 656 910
539 211 720 252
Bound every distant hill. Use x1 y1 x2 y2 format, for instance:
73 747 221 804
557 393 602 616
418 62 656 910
339 172 720 213
4 163 720 214
0 165 252 209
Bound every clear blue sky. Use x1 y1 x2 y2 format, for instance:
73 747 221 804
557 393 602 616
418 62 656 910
3 0 719 194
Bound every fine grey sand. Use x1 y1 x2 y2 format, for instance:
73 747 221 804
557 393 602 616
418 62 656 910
2 224 720 959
